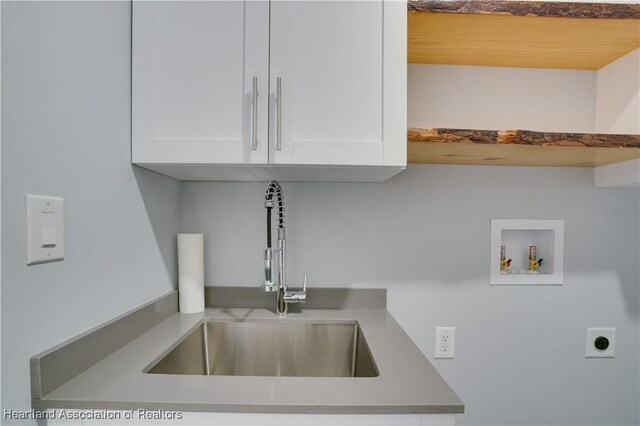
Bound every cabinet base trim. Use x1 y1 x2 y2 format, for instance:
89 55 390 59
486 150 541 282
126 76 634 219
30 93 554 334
134 163 406 182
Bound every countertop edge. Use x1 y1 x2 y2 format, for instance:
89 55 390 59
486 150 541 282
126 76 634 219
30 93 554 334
32 399 465 415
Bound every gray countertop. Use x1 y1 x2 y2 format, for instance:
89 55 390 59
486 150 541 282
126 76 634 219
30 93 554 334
33 307 464 415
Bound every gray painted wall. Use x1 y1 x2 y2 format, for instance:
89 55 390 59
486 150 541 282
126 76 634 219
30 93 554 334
408 64 597 133
182 165 640 426
1 2 181 422
596 48 640 134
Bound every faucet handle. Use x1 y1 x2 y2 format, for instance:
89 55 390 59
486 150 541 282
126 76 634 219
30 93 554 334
283 274 308 304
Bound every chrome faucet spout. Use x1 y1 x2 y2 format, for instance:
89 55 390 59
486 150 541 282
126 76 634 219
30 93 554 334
260 180 307 316
262 180 284 294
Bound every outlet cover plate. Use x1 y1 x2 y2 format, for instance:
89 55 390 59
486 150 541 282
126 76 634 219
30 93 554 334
585 327 615 358
435 327 455 359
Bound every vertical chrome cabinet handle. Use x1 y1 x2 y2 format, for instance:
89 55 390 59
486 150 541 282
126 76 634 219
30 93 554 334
276 77 282 151
251 76 258 151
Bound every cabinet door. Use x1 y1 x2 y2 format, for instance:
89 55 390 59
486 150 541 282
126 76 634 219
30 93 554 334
269 1 406 166
133 1 269 164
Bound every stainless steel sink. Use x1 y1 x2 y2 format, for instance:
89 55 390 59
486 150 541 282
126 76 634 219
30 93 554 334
145 320 378 377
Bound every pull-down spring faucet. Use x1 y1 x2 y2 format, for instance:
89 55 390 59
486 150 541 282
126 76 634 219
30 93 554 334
261 180 306 315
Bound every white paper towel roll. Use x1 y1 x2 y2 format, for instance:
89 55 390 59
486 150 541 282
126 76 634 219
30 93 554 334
177 233 205 313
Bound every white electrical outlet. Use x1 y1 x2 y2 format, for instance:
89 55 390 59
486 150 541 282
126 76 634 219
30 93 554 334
585 328 616 358
435 327 455 359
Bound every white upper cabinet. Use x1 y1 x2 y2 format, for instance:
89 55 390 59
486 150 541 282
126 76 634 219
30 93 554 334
133 1 406 181
133 1 269 164
270 1 405 167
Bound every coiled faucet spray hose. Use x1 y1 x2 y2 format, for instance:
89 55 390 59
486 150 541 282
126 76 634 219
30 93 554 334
265 180 285 249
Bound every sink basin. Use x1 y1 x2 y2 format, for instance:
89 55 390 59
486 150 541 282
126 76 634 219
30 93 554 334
145 320 378 377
